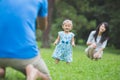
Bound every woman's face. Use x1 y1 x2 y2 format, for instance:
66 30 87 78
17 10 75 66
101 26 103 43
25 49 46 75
99 24 106 33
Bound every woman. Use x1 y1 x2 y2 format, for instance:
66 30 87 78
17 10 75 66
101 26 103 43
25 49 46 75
85 22 109 60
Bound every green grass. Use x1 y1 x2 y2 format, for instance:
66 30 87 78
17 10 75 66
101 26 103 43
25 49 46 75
5 45 120 80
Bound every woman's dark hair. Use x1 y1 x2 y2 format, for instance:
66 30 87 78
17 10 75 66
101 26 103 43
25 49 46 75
94 22 109 43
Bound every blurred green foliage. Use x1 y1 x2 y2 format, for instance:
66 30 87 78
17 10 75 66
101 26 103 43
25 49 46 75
49 0 120 49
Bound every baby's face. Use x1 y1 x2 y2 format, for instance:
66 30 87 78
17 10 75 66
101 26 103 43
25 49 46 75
62 22 72 32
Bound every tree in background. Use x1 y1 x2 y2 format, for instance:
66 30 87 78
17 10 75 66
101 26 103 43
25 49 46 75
40 0 55 48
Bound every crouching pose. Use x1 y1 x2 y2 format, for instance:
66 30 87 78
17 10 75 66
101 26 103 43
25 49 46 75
85 22 109 60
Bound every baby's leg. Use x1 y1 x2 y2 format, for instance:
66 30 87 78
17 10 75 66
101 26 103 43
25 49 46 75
66 62 70 64
55 59 60 64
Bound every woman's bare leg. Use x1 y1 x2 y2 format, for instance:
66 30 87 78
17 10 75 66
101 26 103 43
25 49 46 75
87 47 95 59
26 64 49 80
93 52 102 60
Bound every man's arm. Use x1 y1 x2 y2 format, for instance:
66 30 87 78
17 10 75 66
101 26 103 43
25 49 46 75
37 16 48 31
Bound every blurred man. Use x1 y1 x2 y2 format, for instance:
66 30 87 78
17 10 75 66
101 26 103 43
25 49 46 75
0 0 51 80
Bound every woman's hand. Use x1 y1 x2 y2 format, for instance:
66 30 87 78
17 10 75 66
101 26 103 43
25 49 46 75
91 43 97 48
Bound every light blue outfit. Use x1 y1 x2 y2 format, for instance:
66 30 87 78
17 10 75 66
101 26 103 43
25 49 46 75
52 31 75 62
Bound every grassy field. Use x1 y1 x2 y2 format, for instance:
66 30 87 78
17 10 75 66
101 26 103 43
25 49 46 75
5 45 120 80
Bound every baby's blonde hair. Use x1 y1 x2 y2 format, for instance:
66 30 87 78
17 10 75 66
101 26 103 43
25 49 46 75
62 19 73 26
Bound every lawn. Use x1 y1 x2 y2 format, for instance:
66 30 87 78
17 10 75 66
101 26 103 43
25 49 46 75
5 45 120 80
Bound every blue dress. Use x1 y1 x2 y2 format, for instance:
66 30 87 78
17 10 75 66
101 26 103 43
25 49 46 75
52 31 75 62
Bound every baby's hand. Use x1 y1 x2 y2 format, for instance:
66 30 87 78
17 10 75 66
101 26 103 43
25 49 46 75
53 42 57 46
72 43 75 47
